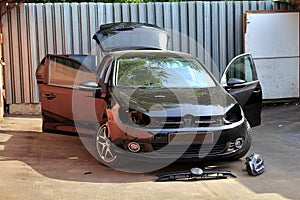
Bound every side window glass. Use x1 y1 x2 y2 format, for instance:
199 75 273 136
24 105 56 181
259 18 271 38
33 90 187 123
68 55 97 72
104 61 113 84
48 56 96 88
36 57 46 84
222 55 257 85
97 56 113 83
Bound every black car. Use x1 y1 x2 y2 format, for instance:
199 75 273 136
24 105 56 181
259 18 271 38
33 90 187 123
36 23 262 167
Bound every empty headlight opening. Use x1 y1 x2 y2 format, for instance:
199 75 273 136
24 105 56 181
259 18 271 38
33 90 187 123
224 104 242 124
129 109 151 126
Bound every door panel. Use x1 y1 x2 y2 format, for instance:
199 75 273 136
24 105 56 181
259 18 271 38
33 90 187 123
221 53 262 127
41 85 74 131
39 55 106 134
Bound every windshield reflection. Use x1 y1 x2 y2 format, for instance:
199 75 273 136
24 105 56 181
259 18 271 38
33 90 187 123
116 57 216 88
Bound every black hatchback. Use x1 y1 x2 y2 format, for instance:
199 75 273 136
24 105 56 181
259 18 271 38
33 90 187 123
36 23 262 167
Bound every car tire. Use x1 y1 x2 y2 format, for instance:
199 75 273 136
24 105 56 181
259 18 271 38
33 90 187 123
42 125 50 133
42 120 52 133
95 123 120 167
41 112 47 132
226 121 253 161
41 111 54 133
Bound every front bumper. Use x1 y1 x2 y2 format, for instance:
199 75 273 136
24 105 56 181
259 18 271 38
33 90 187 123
111 119 250 161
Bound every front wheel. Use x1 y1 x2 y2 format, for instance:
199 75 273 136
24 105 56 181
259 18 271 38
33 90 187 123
95 124 118 165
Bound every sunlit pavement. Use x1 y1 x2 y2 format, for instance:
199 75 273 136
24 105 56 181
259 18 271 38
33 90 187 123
0 103 299 200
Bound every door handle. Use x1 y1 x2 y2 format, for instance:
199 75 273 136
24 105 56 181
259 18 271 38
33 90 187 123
43 93 56 100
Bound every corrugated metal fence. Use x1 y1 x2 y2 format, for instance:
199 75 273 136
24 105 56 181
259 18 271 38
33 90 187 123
0 1 292 104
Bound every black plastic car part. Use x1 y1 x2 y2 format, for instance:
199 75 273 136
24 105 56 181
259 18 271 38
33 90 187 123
245 153 265 176
156 167 236 182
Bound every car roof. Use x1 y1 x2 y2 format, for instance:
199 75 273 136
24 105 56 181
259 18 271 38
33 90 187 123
108 50 195 60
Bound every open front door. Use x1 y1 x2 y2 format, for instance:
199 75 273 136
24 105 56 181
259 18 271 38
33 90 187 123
37 55 104 133
221 53 262 127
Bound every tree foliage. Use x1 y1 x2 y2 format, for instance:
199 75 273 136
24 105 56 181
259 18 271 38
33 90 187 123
117 57 169 87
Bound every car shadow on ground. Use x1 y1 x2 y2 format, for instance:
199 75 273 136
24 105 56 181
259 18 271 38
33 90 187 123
0 126 245 183
1 103 300 199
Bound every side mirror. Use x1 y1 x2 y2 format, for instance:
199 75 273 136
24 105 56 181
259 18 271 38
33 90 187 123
79 81 102 92
227 78 246 87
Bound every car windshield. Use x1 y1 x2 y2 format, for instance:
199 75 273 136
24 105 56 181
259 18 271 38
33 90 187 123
116 57 216 88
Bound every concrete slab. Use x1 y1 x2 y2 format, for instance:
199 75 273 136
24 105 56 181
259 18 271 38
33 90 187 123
0 103 299 200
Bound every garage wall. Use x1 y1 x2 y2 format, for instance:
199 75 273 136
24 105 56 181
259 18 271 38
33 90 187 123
0 1 292 104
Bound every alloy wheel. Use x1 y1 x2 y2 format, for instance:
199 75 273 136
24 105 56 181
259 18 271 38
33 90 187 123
96 125 117 163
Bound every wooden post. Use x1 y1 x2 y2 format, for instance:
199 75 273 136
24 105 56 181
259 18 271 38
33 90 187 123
0 29 3 120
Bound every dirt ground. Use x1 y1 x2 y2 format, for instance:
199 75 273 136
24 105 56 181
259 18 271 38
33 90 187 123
0 103 299 200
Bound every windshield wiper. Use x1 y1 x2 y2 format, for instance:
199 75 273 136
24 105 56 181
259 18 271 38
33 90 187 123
156 167 236 182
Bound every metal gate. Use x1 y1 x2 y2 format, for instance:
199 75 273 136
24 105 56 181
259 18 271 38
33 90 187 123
0 1 292 104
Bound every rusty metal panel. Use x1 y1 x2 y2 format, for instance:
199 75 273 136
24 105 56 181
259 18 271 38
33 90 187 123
36 4 46 60
89 3 98 52
226 2 234 63
138 3 147 23
19 4 30 103
130 3 138 22
0 2 292 105
188 1 196 57
71 3 80 54
163 2 172 50
80 3 90 54
259 1 266 10
203 2 212 71
11 6 21 103
54 3 63 54
172 3 180 52
1 6 12 104
211 2 219 76
196 2 204 63
105 3 113 24
250 1 258 10
266 1 273 10
180 2 188 54
218 1 227 76
97 3 105 26
114 3 122 23
234 1 243 56
62 3 72 54
155 3 163 29
121 3 130 22
147 2 155 25
27 4 39 103
45 4 55 54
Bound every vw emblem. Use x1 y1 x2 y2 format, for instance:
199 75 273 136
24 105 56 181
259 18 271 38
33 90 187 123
183 115 193 126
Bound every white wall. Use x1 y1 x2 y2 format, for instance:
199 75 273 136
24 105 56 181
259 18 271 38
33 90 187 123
245 11 300 99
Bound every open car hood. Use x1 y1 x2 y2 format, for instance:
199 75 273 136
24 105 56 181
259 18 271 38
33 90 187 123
93 22 169 52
